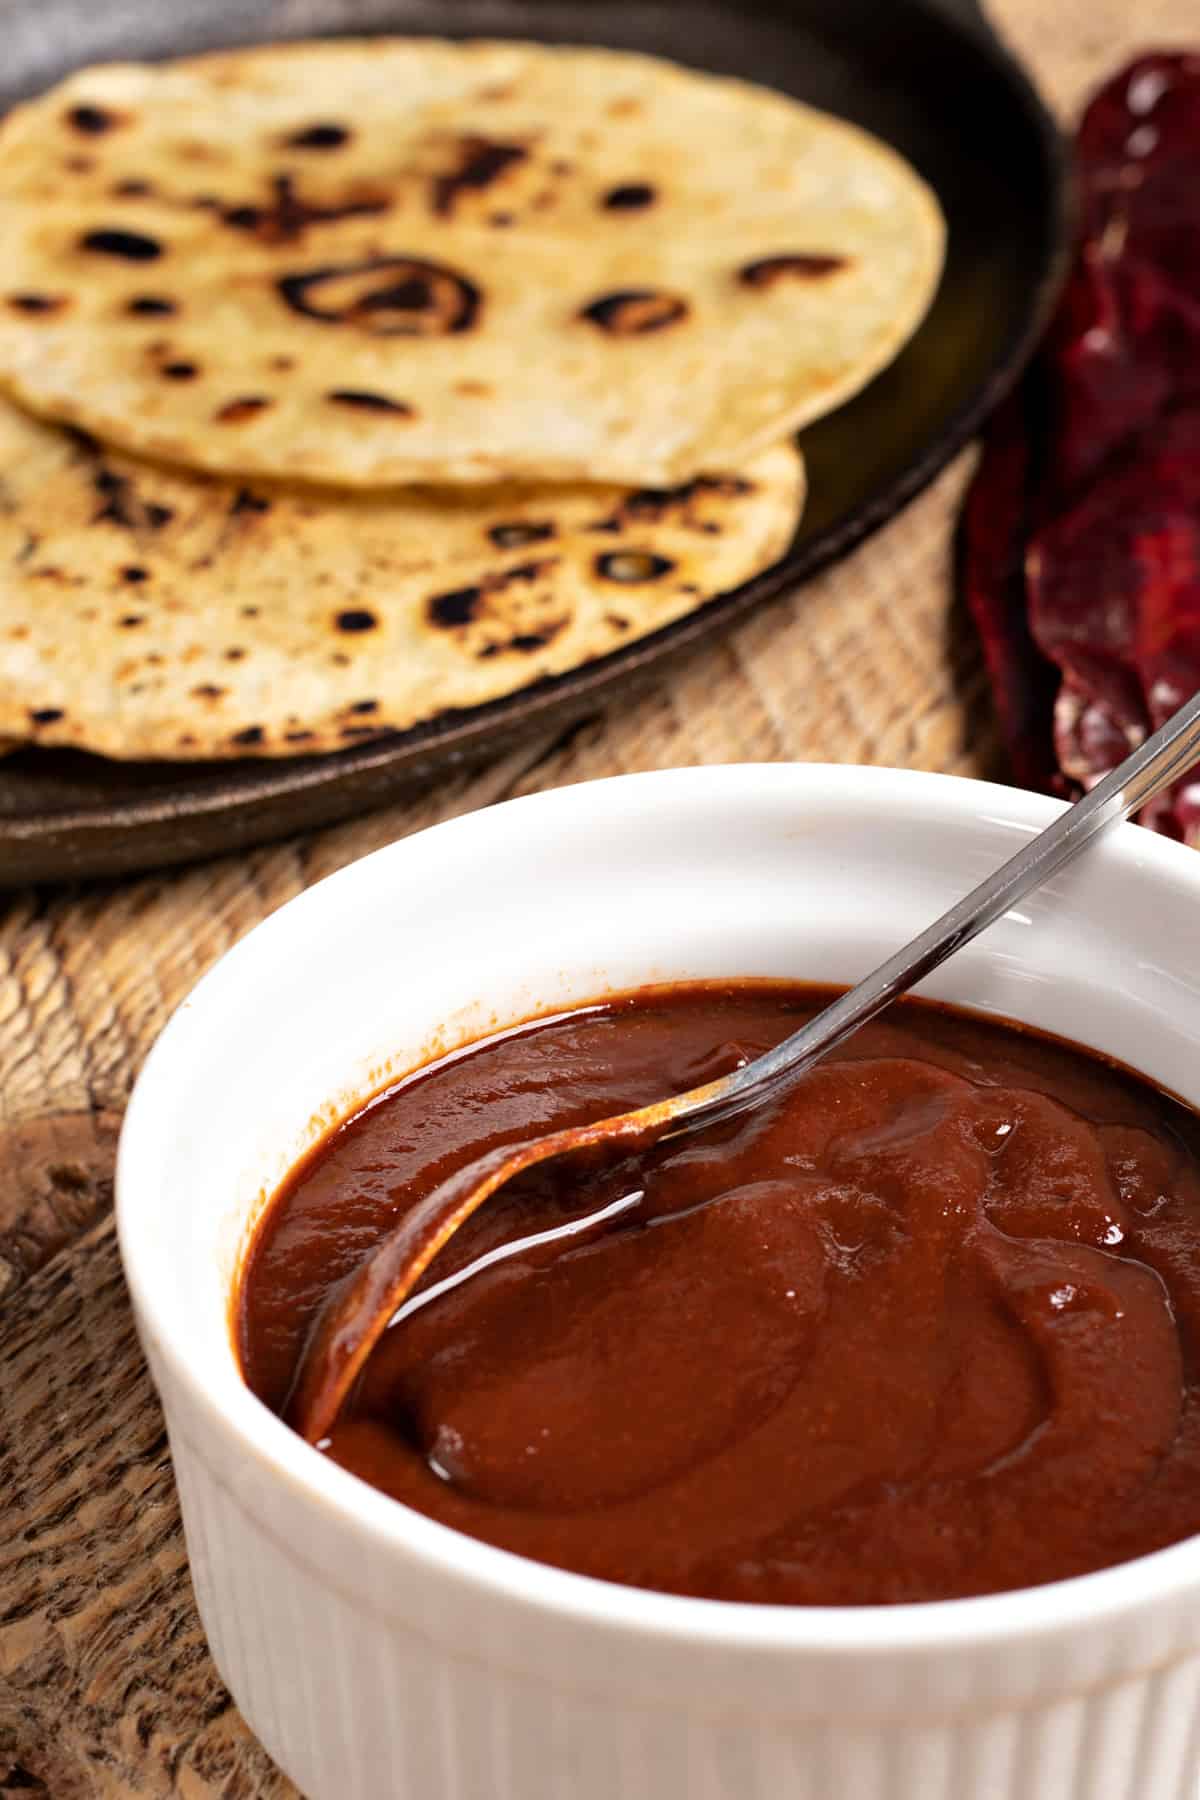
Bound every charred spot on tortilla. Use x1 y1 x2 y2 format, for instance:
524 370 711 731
495 558 557 587
704 476 754 496
88 478 122 522
67 103 123 135
79 228 164 262
427 586 482 628
215 395 272 423
326 389 413 416
595 550 675 582
336 608 378 633
601 183 656 210
92 466 165 531
277 256 481 335
231 489 271 516
222 174 390 244
8 293 66 315
579 289 688 334
127 294 177 316
162 360 199 381
510 624 564 651
487 521 556 549
121 565 149 583
285 122 352 151
621 475 754 521
432 137 527 216
427 556 559 632
113 178 155 199
232 725 264 747
739 254 849 287
30 707 64 724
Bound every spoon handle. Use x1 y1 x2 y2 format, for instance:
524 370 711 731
696 686 1200 1129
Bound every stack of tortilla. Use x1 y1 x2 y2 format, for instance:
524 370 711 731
0 39 944 759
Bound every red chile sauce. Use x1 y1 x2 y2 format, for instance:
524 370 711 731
238 983 1200 1606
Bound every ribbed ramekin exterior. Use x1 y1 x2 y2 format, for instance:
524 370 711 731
118 769 1200 1800
159 1353 1200 1800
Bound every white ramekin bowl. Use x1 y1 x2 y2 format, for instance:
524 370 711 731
117 765 1200 1800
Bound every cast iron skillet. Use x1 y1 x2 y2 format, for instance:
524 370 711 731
0 0 1069 884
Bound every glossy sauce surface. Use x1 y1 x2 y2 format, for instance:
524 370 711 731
239 985 1200 1605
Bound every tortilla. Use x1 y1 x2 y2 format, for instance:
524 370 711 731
0 39 943 487
0 400 803 759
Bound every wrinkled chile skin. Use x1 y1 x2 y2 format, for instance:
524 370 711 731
965 54 1200 842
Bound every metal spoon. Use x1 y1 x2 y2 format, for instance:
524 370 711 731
287 688 1200 1445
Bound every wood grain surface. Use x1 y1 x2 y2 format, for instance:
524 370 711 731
1 0 1196 1790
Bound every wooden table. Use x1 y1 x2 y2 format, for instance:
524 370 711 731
1 0 1195 1790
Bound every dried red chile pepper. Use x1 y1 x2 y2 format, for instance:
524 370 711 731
965 53 1200 842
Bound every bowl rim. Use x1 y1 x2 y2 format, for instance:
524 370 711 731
117 762 1200 1659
